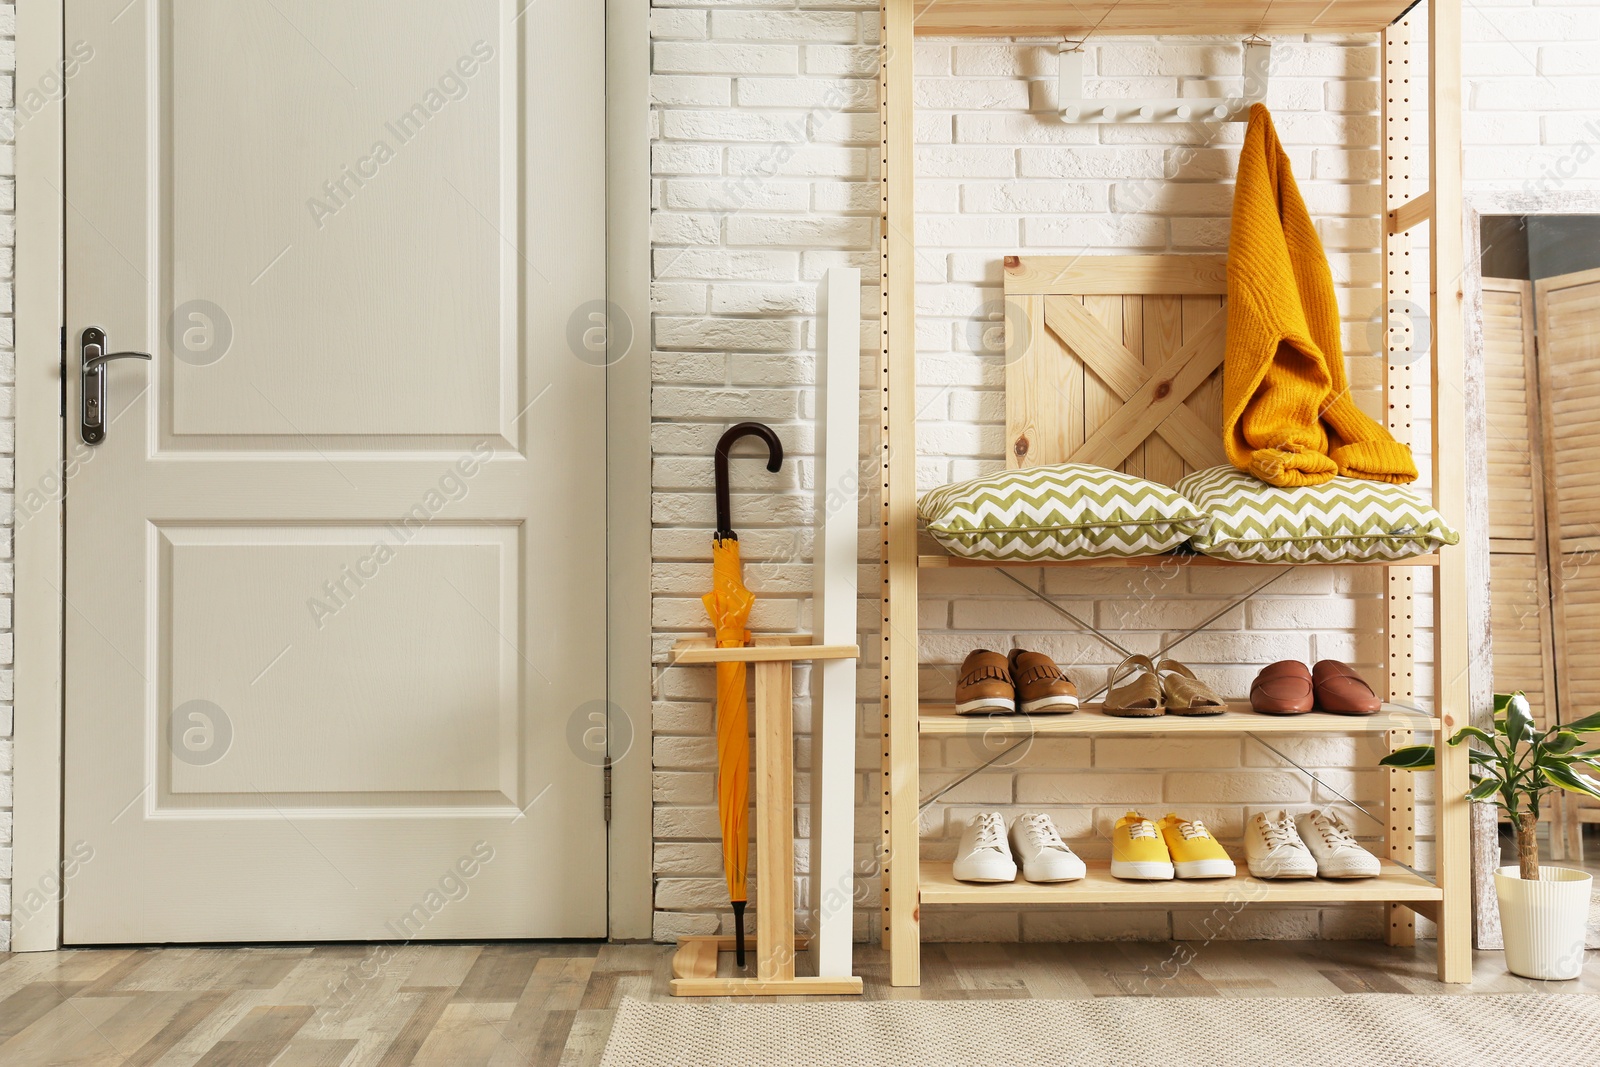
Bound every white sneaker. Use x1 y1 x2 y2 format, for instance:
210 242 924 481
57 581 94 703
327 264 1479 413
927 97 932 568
1295 809 1381 879
1246 810 1318 879
951 811 1017 883
1008 813 1086 883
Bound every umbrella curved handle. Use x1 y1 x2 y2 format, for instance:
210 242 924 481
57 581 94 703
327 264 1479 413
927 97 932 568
714 421 783 540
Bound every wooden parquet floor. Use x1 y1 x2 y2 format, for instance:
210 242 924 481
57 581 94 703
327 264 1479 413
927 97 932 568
1 937 1597 1066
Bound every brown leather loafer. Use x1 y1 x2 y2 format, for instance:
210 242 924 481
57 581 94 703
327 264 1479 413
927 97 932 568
955 649 1015 715
1250 660 1314 715
1008 648 1078 715
1312 660 1381 715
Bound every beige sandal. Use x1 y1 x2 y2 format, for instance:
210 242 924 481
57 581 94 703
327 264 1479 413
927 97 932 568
1102 655 1164 717
1157 659 1228 716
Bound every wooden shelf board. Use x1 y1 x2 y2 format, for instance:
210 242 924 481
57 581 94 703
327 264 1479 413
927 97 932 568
670 636 860 664
919 859 1443 906
918 551 1440 570
918 702 1439 736
667 935 862 997
669 976 865 997
911 0 1416 37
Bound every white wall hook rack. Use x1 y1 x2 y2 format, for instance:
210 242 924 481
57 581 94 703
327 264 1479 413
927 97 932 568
1058 39 1270 124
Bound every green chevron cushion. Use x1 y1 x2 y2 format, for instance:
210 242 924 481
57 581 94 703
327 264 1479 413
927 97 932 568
1176 466 1460 564
918 464 1207 562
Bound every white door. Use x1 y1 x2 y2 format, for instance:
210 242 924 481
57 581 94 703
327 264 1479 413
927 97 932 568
62 0 609 942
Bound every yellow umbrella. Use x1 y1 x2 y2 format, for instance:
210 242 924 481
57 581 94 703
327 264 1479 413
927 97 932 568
702 423 783 969
703 535 755 963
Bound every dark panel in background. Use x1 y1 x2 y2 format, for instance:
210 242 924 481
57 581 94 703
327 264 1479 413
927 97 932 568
1480 215 1530 280
1528 215 1600 280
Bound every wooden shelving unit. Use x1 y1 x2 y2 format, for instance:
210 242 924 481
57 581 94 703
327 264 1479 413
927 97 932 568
877 0 1473 986
919 861 1444 908
918 704 1440 737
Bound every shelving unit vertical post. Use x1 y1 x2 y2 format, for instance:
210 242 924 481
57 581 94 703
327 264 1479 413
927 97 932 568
877 0 922 992
1381 11 1419 953
878 0 1474 987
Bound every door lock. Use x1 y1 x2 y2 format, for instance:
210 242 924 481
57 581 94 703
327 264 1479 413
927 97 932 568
81 327 151 445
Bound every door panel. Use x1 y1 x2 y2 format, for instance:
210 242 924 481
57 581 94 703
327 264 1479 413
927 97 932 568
64 0 607 942
159 526 517 801
1481 279 1558 729
164 4 509 441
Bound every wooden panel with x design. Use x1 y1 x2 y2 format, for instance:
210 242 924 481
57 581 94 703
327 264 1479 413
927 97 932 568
1003 255 1230 484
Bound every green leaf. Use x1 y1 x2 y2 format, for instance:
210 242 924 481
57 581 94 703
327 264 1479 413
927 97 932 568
1468 766 1504 787
1495 692 1516 715
1539 752 1599 775
1505 693 1535 744
1563 710 1600 734
1468 778 1503 802
1542 761 1600 800
1448 725 1496 747
1379 745 1437 771
1543 731 1583 756
1467 748 1497 765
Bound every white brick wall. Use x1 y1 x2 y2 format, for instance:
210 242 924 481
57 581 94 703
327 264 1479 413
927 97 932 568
1465 2 1600 194
647 0 1600 950
648 9 1428 945
649 1 881 945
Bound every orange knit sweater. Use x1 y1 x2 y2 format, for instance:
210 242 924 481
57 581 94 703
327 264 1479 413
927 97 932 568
1222 104 1417 486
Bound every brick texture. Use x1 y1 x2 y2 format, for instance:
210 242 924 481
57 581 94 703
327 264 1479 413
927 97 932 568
643 0 1600 950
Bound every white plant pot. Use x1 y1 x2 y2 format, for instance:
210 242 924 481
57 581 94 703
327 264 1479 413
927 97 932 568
1495 865 1592 981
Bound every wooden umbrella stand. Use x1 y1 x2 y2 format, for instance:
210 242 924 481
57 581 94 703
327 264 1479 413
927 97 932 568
667 635 864 997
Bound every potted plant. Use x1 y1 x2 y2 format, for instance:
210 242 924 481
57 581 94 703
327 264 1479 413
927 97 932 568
1380 692 1600 980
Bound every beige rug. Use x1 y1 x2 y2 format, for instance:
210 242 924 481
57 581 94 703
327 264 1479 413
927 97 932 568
600 993 1600 1067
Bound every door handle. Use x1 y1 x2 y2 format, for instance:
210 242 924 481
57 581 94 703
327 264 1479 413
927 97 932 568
81 327 151 445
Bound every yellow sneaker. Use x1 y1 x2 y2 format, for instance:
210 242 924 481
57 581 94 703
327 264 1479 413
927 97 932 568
1111 811 1173 880
1157 813 1237 879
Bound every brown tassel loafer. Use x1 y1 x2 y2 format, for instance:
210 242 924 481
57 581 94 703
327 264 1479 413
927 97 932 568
1008 648 1079 715
1312 660 1381 715
955 649 1016 715
1250 660 1315 715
